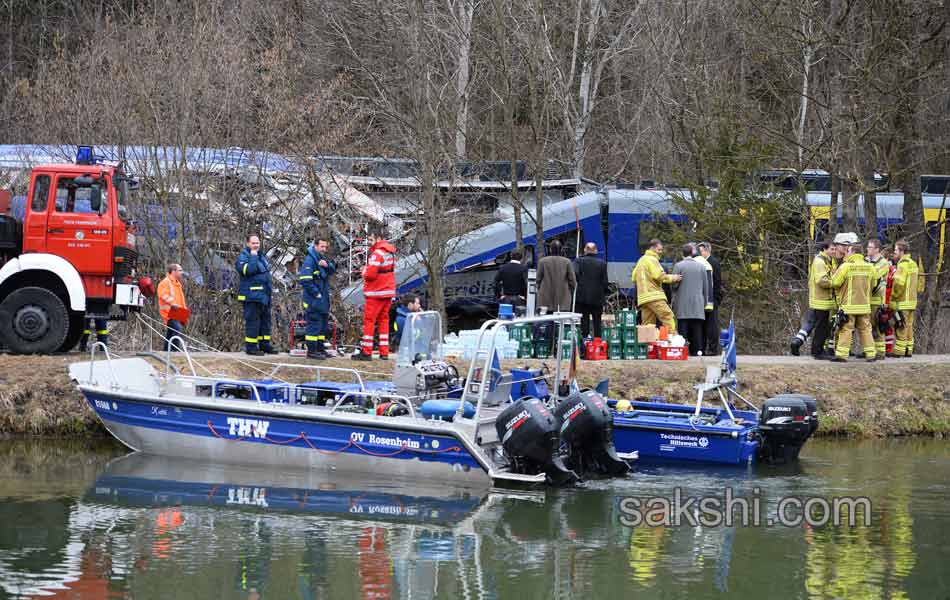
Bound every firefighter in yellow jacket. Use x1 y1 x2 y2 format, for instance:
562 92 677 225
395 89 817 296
632 239 681 329
889 240 922 357
865 238 891 357
797 241 840 360
829 232 875 362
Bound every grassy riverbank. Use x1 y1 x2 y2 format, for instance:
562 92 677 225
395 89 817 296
1 353 948 438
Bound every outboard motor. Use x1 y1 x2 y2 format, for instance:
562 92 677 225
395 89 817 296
781 393 819 439
496 398 577 485
757 395 813 463
554 390 629 477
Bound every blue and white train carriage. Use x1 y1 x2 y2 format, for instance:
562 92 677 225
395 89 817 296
343 184 947 316
342 188 691 314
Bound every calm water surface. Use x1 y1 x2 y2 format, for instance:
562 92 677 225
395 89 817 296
0 437 948 599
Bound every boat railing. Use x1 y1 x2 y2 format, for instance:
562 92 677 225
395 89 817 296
164 335 198 377
461 312 582 432
331 390 417 418
265 362 366 390
88 342 120 390
692 368 759 423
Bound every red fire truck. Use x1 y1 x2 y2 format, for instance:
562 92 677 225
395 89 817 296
0 146 147 353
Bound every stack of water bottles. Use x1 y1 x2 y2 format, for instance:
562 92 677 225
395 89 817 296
442 328 519 360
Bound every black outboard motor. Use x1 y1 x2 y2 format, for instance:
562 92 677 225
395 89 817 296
779 393 819 439
757 395 813 463
496 398 577 485
554 390 629 477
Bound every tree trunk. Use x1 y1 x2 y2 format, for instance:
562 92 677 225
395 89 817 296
571 0 602 179
841 173 858 233
828 170 840 237
535 168 544 259
863 165 877 239
454 0 473 159
511 156 523 251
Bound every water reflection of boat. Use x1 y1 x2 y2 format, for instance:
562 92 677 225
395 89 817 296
87 452 490 528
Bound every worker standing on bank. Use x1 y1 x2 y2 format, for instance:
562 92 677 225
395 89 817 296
791 241 838 359
157 263 187 352
299 238 336 360
632 239 681 330
865 238 891 358
236 234 275 356
829 232 875 362
353 227 397 361
79 317 109 352
889 240 922 357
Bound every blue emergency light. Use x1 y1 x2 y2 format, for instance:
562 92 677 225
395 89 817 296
75 146 94 165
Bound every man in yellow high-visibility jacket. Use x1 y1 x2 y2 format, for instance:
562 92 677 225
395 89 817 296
631 239 682 329
792 241 839 360
888 240 923 357
829 232 875 362
865 238 891 358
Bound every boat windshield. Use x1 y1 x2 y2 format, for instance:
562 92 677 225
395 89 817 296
396 311 443 366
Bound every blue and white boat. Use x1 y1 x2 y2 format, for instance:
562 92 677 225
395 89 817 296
70 312 632 488
607 323 819 465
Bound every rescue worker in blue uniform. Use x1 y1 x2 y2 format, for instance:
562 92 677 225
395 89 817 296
299 238 336 359
236 234 275 355
79 317 109 351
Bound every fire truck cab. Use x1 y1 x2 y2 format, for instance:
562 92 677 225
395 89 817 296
0 146 145 354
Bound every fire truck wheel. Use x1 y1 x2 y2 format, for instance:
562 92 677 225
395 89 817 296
58 311 86 353
0 286 69 354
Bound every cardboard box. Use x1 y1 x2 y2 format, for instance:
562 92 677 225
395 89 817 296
636 324 658 343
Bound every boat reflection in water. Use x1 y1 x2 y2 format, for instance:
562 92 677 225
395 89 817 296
90 452 489 526
79 452 508 599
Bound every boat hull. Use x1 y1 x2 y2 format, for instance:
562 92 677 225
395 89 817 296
612 422 759 465
83 390 491 486
612 403 761 465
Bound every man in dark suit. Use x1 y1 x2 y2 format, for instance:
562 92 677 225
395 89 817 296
573 242 609 338
698 242 722 354
494 249 529 307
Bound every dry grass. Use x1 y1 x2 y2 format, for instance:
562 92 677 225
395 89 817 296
1 352 948 438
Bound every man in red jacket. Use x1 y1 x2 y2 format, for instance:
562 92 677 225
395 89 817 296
352 227 397 361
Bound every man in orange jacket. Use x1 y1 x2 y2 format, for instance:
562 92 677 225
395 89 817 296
157 263 187 351
352 228 397 361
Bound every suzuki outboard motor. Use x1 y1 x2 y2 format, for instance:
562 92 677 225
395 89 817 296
757 395 813 463
778 393 820 439
554 390 629 477
496 398 577 485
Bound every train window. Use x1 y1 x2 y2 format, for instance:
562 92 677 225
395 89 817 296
544 230 581 257
813 219 829 241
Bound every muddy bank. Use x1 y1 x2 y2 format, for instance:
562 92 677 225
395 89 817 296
1 353 948 438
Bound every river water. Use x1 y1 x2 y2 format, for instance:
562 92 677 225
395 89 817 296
0 437 947 599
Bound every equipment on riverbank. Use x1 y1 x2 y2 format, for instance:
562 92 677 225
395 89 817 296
0 146 147 354
69 311 633 488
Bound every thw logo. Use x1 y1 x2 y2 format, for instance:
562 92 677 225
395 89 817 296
227 417 270 438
